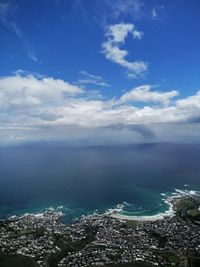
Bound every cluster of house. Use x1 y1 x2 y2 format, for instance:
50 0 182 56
58 216 166 266
141 216 200 254
0 204 200 267
58 216 167 266
0 209 65 267
58 214 200 266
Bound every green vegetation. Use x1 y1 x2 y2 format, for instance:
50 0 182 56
187 209 200 218
175 196 200 221
20 227 44 237
108 253 122 262
154 251 180 266
126 220 138 228
20 228 36 235
150 231 167 247
0 252 37 267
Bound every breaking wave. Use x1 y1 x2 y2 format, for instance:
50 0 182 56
106 188 200 221
6 188 200 223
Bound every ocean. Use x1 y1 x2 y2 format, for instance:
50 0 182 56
0 142 200 224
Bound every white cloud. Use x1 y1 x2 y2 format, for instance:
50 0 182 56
1 72 200 144
105 23 143 43
0 72 83 109
102 23 147 78
119 85 179 106
176 91 200 110
175 91 200 122
75 71 110 87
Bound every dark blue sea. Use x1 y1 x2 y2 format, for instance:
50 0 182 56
0 142 200 224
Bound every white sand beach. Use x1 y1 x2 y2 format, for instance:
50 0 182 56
110 212 169 221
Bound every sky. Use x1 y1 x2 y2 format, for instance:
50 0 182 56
0 0 200 145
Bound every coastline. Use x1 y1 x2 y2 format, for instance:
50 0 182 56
108 189 200 222
1 188 199 224
108 197 175 222
1 189 200 267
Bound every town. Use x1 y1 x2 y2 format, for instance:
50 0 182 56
0 196 200 267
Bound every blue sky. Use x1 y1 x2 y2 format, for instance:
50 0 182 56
0 0 200 144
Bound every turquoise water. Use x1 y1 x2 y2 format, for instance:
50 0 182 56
0 143 200 224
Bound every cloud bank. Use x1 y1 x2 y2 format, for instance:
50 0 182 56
0 72 199 127
0 72 200 144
